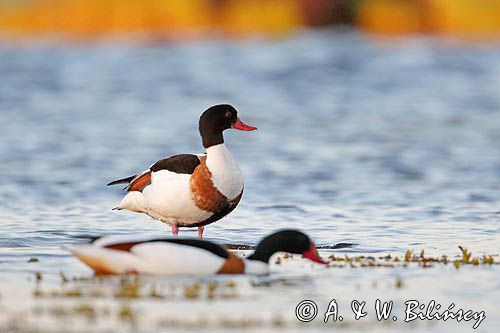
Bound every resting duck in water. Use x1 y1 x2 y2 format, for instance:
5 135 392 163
70 230 327 275
107 104 256 239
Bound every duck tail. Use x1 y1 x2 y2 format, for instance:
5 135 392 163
69 244 124 275
107 175 136 186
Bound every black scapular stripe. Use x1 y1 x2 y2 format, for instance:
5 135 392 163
150 154 202 174
103 238 229 259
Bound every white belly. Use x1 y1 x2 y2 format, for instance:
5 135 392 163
142 170 211 225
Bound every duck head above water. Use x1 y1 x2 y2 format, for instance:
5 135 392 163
199 104 257 148
247 229 327 264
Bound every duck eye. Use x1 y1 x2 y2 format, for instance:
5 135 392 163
225 111 232 119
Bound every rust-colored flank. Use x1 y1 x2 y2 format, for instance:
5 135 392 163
189 156 227 213
216 252 245 274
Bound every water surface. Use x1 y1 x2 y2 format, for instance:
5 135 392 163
0 30 499 332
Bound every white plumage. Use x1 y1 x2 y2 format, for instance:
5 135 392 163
206 144 244 200
71 240 226 275
70 236 268 275
116 143 243 227
143 170 211 225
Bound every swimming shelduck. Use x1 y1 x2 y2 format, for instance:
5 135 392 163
107 104 256 239
70 230 327 275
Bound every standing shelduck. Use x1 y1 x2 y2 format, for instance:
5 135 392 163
107 104 256 239
70 230 327 275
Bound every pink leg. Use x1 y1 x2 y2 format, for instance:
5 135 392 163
171 225 179 236
198 226 204 239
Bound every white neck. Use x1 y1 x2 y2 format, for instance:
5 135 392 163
205 144 243 199
244 259 269 275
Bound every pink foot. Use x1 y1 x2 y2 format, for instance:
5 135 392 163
198 226 204 239
171 225 179 236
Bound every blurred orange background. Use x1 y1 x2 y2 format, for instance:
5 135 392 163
0 0 499 40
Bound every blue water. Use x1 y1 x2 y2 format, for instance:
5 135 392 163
0 30 499 271
1 29 500 333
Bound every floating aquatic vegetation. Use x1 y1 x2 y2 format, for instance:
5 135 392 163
404 250 412 262
225 281 236 288
326 247 497 269
59 271 69 283
148 284 165 299
450 246 496 269
207 281 218 299
32 303 102 319
73 303 96 318
118 305 136 324
183 282 201 299
483 255 494 265
62 288 83 298
30 276 241 303
458 246 471 263
115 280 140 299
395 277 404 289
